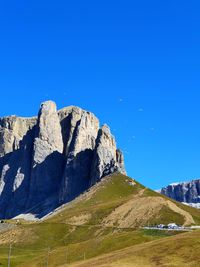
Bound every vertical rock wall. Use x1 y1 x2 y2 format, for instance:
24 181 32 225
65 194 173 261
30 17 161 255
0 101 126 218
161 180 200 203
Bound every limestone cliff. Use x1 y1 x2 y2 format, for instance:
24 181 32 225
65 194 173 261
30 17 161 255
0 101 126 218
90 125 126 186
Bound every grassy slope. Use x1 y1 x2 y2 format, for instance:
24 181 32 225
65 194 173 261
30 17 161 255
68 229 200 267
144 189 200 225
47 173 200 226
0 173 200 266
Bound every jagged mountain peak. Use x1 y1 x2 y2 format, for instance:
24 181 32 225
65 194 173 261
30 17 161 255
0 101 126 219
160 178 200 204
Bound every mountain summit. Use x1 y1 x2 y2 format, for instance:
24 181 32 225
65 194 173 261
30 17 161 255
0 101 126 219
160 179 200 207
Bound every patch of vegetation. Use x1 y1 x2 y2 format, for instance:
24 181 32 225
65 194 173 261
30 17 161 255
174 202 200 225
142 187 160 197
0 225 179 267
149 205 185 226
157 192 200 225
49 173 145 226
16 229 176 267
142 229 182 237
67 230 200 267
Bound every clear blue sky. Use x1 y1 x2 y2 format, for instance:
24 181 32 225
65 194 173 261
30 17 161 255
0 0 200 189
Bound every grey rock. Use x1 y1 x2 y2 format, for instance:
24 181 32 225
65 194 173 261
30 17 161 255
0 117 36 218
27 101 64 209
90 124 126 185
0 101 126 219
59 107 99 203
160 179 200 203
0 116 37 156
116 149 126 175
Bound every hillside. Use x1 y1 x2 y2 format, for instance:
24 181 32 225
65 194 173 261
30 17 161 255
68 230 200 267
47 173 200 227
0 173 200 266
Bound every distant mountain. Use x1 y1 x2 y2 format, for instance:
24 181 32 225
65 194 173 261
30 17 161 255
0 101 126 219
160 179 200 208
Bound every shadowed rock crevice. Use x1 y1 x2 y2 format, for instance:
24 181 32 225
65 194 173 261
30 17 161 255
0 101 126 219
27 101 64 209
59 149 94 204
0 127 36 218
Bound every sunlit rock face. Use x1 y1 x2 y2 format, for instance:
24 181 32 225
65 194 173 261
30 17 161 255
27 101 64 209
59 107 100 203
90 125 126 186
0 101 126 219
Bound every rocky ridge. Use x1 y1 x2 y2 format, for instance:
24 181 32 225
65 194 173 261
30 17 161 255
0 101 126 219
160 179 200 205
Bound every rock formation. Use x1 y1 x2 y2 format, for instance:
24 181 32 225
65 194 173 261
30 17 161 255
27 101 64 209
0 101 126 219
160 179 200 204
90 125 124 186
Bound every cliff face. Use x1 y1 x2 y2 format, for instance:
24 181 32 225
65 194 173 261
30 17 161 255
160 179 200 204
0 101 126 219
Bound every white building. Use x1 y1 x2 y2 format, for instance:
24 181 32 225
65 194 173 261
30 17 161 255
168 223 178 229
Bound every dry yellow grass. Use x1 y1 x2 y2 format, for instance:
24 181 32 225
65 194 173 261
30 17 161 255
67 230 200 267
0 226 38 245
